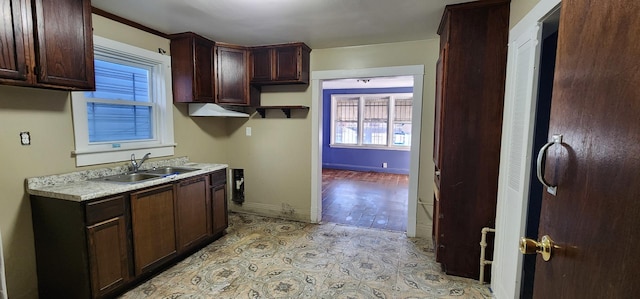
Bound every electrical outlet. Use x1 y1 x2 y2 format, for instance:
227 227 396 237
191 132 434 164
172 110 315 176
20 132 30 145
382 162 388 168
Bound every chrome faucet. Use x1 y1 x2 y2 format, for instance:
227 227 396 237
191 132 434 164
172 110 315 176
130 153 151 172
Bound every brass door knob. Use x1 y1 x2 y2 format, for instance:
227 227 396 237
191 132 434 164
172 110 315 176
520 235 554 261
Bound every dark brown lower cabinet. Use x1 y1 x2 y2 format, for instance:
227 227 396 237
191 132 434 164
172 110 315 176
176 175 210 251
87 216 129 297
130 184 177 275
31 168 228 299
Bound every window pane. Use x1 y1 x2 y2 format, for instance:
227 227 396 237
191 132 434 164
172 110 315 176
363 97 389 145
87 103 152 142
335 121 358 144
394 97 412 146
85 59 150 102
334 97 359 144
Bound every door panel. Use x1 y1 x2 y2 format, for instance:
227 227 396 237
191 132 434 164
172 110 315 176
130 185 177 275
32 0 94 89
533 1 640 297
176 176 209 251
0 0 27 81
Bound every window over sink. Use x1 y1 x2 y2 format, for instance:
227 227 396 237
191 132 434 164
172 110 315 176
71 36 175 166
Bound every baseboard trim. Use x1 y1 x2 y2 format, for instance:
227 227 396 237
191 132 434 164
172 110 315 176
228 201 311 223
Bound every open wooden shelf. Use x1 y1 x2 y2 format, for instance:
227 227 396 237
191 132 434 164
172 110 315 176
255 105 309 118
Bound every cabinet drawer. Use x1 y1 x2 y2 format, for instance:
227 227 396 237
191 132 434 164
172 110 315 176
86 195 125 225
210 169 227 186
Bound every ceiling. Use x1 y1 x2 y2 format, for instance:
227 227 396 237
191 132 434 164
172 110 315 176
91 0 473 49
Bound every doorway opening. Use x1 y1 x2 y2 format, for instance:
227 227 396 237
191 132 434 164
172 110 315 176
521 8 560 299
320 76 413 231
310 65 425 237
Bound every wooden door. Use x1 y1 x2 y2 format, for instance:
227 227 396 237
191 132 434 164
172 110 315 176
175 175 209 251
210 169 228 235
250 48 272 82
0 0 28 82
211 184 228 235
192 37 215 101
87 216 129 298
216 45 249 105
130 184 177 275
532 1 640 297
31 0 94 89
274 46 299 81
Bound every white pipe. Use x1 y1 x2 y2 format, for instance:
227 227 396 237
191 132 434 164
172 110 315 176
479 227 496 284
0 231 7 299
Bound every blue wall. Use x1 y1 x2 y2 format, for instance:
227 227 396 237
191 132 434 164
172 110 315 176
323 88 413 174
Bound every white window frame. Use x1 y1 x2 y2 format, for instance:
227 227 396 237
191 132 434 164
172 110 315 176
330 93 412 151
71 35 175 166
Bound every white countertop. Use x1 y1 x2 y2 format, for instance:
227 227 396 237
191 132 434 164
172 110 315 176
26 158 228 202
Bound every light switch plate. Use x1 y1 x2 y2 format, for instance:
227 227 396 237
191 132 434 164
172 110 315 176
246 127 252 136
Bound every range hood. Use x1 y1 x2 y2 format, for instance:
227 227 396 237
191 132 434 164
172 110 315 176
188 103 250 117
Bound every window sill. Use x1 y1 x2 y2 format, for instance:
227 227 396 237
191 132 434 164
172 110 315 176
329 144 410 151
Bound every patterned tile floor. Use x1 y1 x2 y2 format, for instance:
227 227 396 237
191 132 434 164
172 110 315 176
120 213 493 299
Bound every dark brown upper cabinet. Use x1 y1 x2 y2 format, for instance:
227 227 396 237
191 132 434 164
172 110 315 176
169 32 216 103
249 43 311 85
169 34 259 106
0 0 95 90
215 43 260 106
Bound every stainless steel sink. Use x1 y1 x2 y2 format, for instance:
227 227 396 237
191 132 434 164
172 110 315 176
143 166 199 175
92 166 200 184
95 173 162 184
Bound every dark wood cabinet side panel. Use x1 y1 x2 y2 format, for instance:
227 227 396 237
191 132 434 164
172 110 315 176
170 35 196 102
30 196 92 299
433 45 447 170
32 0 94 89
0 0 28 81
433 0 509 280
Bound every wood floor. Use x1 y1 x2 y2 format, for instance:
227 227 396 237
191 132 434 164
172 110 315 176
321 168 408 232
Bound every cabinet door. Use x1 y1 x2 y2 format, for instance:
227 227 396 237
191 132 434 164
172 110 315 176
0 0 28 82
210 169 228 235
170 33 215 103
176 175 210 251
211 184 228 235
193 38 216 101
87 216 129 298
31 0 95 90
250 48 272 82
274 46 300 81
130 184 177 275
216 45 249 105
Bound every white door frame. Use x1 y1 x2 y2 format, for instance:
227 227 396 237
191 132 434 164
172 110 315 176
310 65 425 237
491 0 561 298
